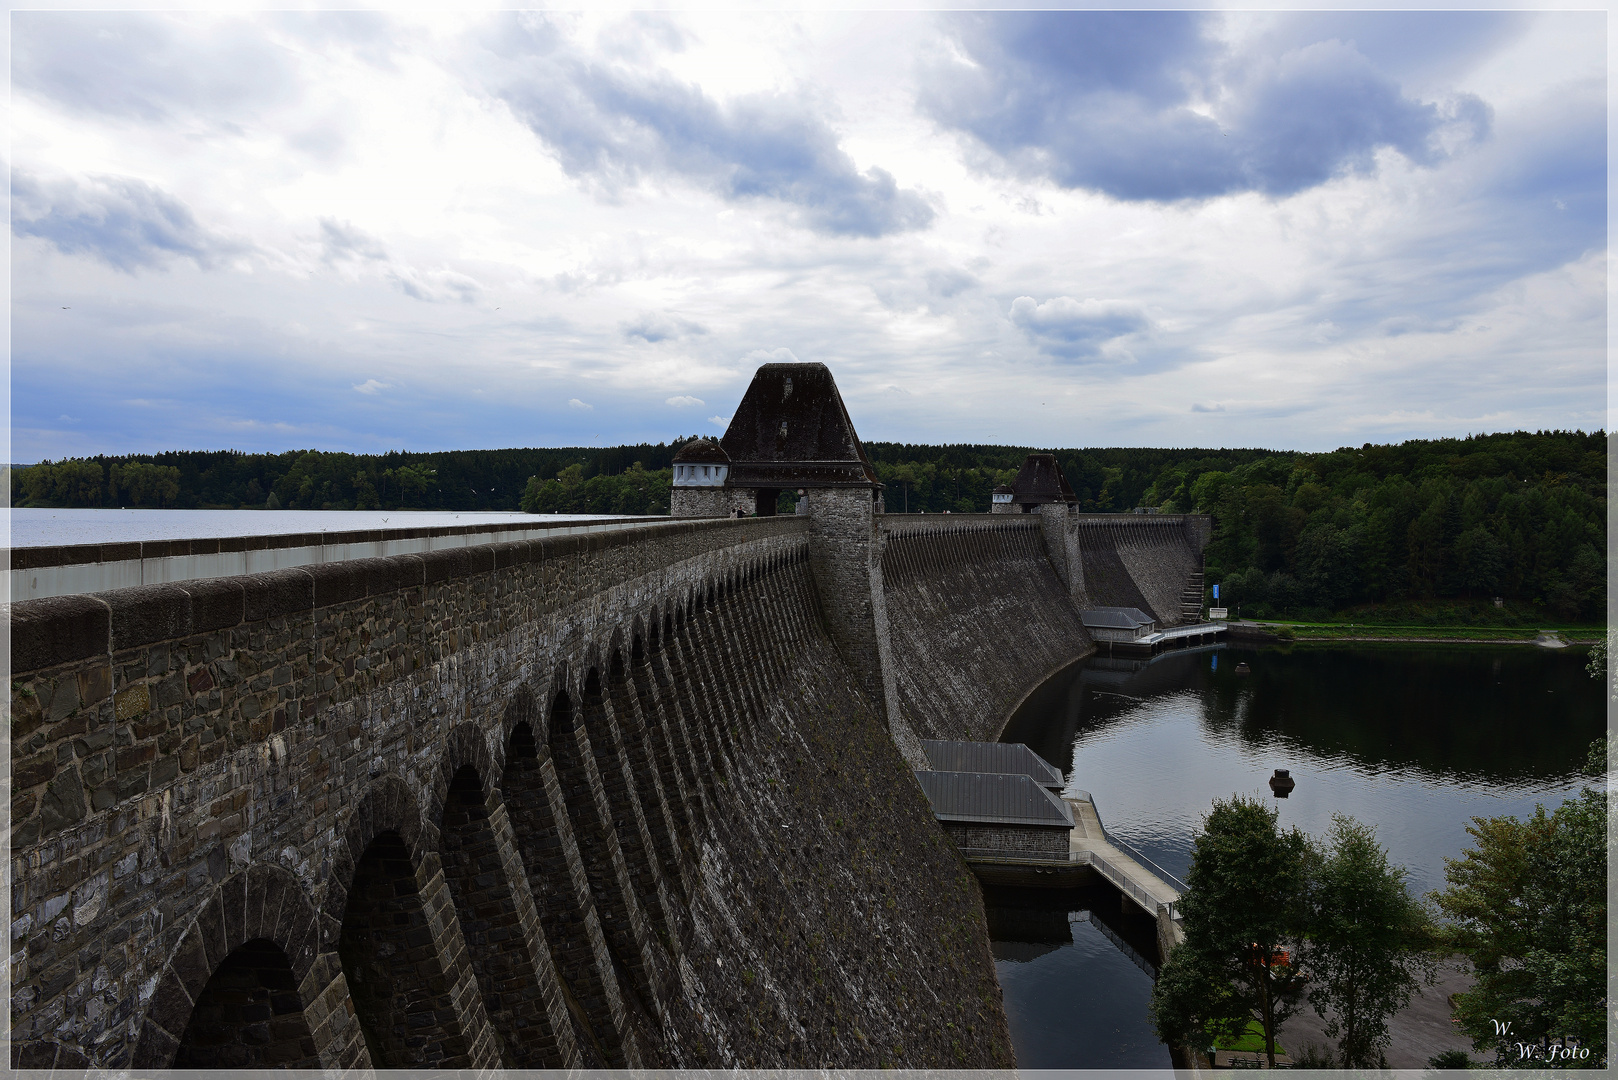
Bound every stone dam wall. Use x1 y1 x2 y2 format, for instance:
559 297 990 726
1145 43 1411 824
878 516 1093 743
8 517 1014 1070
1072 515 1209 625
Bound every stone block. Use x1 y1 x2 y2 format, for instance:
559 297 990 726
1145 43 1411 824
310 562 367 609
143 970 194 1040
422 548 470 585
186 578 245 633
15 751 56 791
242 569 314 623
38 771 87 836
103 584 192 652
114 685 150 721
9 595 110 674
78 664 113 708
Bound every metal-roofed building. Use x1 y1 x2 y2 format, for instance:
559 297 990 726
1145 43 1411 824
920 740 1064 790
1080 606 1159 643
914 771 1074 860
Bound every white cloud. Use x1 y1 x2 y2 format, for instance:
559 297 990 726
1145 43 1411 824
744 347 798 365
5 11 1604 458
707 415 730 427
666 395 705 407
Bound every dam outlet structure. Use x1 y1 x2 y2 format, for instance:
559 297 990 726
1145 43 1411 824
8 361 1211 1070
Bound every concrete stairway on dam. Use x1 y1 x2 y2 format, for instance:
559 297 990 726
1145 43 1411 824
1178 571 1205 623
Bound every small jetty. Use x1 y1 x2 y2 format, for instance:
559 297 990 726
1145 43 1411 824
1080 606 1226 657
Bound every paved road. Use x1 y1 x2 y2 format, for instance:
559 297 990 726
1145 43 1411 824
1278 960 1479 1067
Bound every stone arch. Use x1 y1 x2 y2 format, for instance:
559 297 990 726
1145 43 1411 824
435 723 578 1067
131 863 339 1070
580 661 666 911
608 645 686 896
329 774 483 1068
425 723 500 829
503 702 633 1066
629 613 649 662
502 681 546 753
546 683 662 1017
322 774 423 926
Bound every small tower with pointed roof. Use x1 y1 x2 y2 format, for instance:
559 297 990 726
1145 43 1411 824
670 438 746 517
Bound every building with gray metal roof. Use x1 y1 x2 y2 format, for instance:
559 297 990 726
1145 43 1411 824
914 771 1074 828
920 740 1064 790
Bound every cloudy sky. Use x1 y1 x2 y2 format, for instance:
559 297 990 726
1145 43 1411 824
9 9 1607 462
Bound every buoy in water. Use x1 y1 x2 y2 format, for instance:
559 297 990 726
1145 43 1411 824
1269 769 1295 797
1235 662 1251 675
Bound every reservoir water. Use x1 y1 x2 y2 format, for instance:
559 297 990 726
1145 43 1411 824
988 641 1604 1069
8 508 628 547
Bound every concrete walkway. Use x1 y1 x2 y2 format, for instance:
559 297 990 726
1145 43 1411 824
1065 792 1183 922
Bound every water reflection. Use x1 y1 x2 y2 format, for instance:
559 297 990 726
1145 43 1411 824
1007 643 1603 786
1000 642 1601 895
985 886 1171 1069
986 642 1601 1067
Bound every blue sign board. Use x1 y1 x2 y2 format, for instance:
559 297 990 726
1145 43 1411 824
1212 583 1219 600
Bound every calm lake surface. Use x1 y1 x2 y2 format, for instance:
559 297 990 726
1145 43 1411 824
8 508 629 547
988 641 1604 1069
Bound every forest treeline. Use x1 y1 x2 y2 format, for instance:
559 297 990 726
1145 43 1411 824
13 429 1605 620
11 443 697 518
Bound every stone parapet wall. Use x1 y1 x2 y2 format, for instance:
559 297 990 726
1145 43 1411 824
878 516 1092 743
8 514 1013 1070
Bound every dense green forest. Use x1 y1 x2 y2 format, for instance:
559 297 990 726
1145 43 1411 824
13 429 1605 621
11 443 697 517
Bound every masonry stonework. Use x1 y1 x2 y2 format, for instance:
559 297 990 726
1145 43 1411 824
878 516 1093 744
8 518 1015 1070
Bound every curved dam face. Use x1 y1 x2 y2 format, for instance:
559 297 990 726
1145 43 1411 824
876 512 1210 745
8 518 1013 1070
879 516 1093 743
1070 515 1211 626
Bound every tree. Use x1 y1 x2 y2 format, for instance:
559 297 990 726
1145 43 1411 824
1150 795 1310 1067
1431 739 1608 1068
111 461 180 507
1301 815 1436 1067
1585 630 1614 701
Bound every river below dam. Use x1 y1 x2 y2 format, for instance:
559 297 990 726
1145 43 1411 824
988 641 1604 1069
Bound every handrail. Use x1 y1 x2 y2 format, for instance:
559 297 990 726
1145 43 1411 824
1103 832 1190 895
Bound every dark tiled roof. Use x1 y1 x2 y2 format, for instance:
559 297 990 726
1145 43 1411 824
920 740 1063 789
914 771 1075 828
720 363 878 487
1080 606 1157 630
673 438 730 464
1011 454 1076 505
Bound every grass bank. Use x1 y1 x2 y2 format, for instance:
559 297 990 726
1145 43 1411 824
1231 620 1602 645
